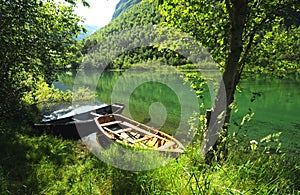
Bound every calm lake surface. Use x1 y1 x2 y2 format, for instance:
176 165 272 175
58 71 300 153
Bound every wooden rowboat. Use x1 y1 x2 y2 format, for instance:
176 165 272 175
95 114 185 153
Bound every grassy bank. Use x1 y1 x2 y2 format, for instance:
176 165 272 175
0 122 299 194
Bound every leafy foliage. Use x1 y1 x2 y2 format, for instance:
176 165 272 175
246 25 300 75
0 0 85 120
159 0 300 73
160 0 230 67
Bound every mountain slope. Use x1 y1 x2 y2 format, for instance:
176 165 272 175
86 0 163 42
80 0 211 69
82 0 164 55
112 0 142 20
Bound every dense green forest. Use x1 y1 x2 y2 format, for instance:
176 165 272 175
80 0 196 69
0 0 299 194
111 0 141 20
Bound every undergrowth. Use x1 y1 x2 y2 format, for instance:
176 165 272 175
0 121 299 194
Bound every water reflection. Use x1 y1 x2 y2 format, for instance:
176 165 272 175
58 71 300 152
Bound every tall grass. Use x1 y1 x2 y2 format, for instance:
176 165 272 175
1 121 299 194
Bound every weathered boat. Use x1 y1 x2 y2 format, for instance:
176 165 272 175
34 103 124 139
41 103 124 124
94 114 185 154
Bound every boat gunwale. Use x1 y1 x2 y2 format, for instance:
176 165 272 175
94 114 185 153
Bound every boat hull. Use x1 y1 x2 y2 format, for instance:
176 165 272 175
94 114 185 154
34 103 124 139
41 103 124 124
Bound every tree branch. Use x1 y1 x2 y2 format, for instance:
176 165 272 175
238 2 291 78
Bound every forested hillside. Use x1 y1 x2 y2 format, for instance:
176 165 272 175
80 0 195 69
111 0 141 20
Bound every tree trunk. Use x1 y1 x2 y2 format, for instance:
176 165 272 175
202 0 248 162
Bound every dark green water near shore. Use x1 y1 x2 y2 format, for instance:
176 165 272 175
58 71 300 153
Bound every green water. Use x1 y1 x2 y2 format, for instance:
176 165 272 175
233 74 300 152
58 71 300 152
